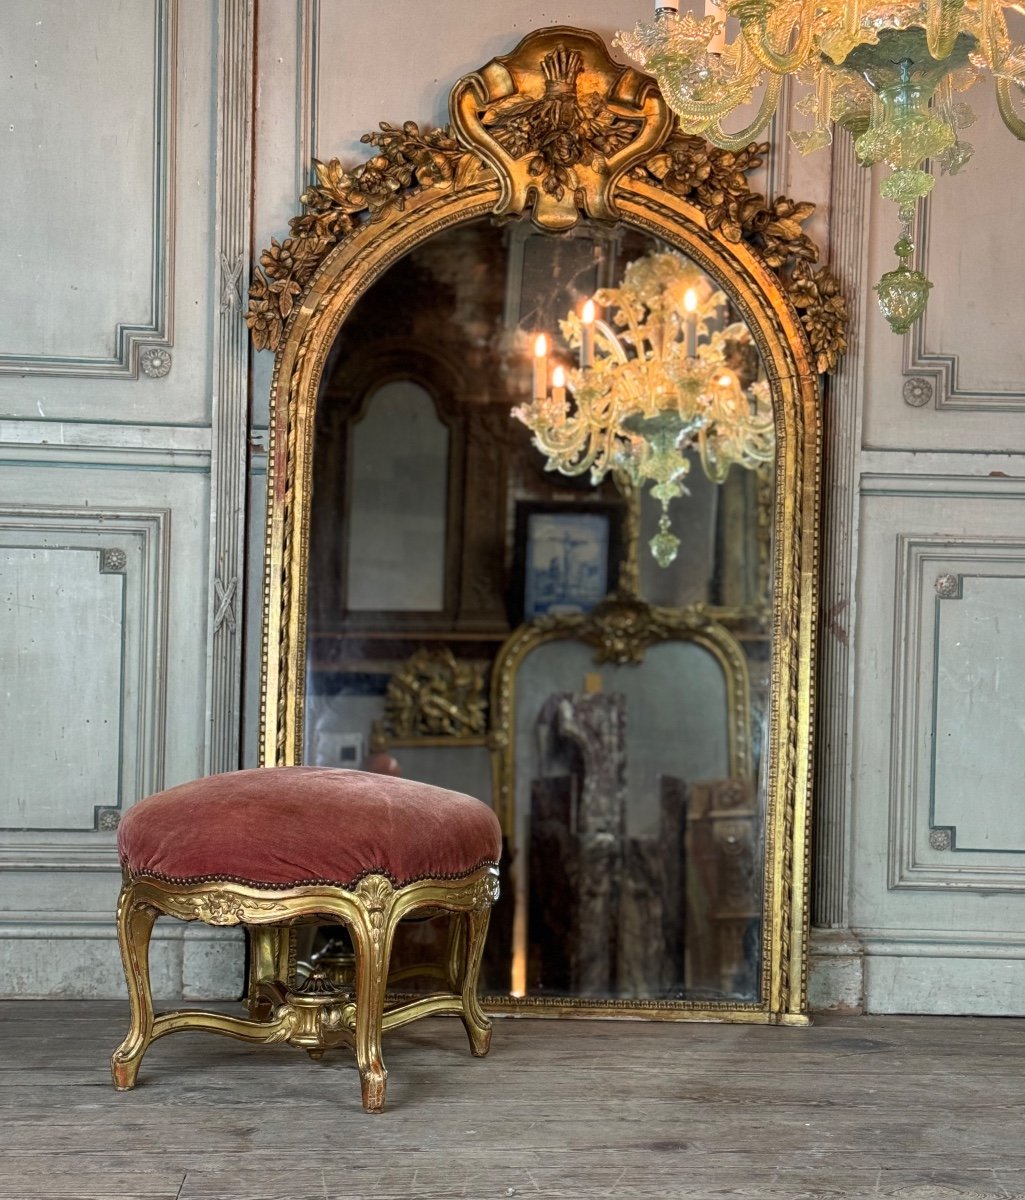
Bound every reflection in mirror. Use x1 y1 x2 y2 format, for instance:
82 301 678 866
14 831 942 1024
346 380 449 612
303 214 773 1008
499 609 764 1004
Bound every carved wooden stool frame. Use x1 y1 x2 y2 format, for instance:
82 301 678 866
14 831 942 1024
111 864 499 1113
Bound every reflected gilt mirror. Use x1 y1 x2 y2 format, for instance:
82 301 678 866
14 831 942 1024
250 27 846 1023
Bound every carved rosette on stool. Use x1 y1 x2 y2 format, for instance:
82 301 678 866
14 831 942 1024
110 767 501 1113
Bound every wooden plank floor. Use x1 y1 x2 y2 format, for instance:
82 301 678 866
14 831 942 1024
1 1002 1023 1199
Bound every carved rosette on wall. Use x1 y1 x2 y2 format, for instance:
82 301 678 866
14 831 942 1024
246 28 847 372
139 347 172 379
903 376 935 408
934 573 963 599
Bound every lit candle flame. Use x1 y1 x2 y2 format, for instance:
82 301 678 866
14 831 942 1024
532 334 548 401
684 288 698 313
580 300 596 369
552 365 566 387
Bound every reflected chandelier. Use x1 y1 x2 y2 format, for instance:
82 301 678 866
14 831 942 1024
616 0 1025 333
513 251 773 569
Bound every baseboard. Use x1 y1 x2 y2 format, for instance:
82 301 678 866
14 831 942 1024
808 927 865 1013
857 928 1025 1015
0 918 244 1000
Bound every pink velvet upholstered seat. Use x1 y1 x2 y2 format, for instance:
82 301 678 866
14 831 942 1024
118 766 502 889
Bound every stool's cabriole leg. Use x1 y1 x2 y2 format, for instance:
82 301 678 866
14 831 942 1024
350 875 398 1113
246 925 287 1018
461 904 493 1058
445 912 467 992
111 884 158 1090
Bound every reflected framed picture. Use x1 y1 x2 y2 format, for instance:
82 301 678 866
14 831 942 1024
510 501 623 626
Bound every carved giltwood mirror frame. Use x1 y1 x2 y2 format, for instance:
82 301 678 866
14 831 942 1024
249 26 846 1025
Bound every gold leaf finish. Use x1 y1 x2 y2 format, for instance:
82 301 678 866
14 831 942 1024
251 26 832 1026
382 648 487 739
452 30 672 229
246 125 485 352
111 867 499 1113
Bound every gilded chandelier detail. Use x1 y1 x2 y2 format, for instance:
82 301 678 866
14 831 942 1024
616 0 1025 332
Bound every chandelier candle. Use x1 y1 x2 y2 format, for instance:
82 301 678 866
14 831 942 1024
684 288 699 357
581 299 596 369
705 0 727 53
533 334 548 402
551 365 567 408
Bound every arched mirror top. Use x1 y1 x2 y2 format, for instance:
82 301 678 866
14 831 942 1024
249 25 848 1025
250 25 846 768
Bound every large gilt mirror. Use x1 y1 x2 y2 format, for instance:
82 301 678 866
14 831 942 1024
250 27 846 1023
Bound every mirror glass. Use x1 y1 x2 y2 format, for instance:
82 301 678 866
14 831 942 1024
303 215 773 1006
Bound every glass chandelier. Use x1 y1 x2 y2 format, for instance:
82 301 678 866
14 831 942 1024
616 0 1025 333
513 251 774 568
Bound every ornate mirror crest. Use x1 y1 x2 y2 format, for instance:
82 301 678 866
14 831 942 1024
249 26 848 1024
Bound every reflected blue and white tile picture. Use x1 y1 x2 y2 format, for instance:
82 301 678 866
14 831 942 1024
523 511 611 619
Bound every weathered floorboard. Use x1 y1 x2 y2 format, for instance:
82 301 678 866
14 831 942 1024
1 1002 1023 1199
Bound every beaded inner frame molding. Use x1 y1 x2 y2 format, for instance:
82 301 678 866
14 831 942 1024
248 26 848 1024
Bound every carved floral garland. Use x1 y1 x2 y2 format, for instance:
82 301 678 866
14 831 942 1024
246 122 847 374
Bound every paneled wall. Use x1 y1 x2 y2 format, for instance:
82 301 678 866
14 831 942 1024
3 0 1023 1010
0 1 253 997
812 87 1025 1012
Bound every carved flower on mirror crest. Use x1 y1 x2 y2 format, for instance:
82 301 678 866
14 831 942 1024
245 286 283 354
788 263 848 374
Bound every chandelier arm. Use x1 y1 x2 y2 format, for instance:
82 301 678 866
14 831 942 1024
613 306 651 376
974 0 1004 67
535 426 601 475
704 73 784 150
925 0 963 62
653 59 761 121
654 89 741 122
594 318 630 364
995 77 1025 139
740 0 815 75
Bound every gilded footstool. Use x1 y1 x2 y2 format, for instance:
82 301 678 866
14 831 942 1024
111 766 501 1112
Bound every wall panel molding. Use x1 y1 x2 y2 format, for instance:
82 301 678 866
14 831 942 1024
0 420 210 470
901 187 1025 413
0 0 178 378
205 0 256 773
0 505 169 862
296 0 320 195
861 471 1025 498
812 135 871 930
889 534 1025 892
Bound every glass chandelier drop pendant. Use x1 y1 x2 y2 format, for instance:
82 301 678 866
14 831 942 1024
616 0 1025 333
